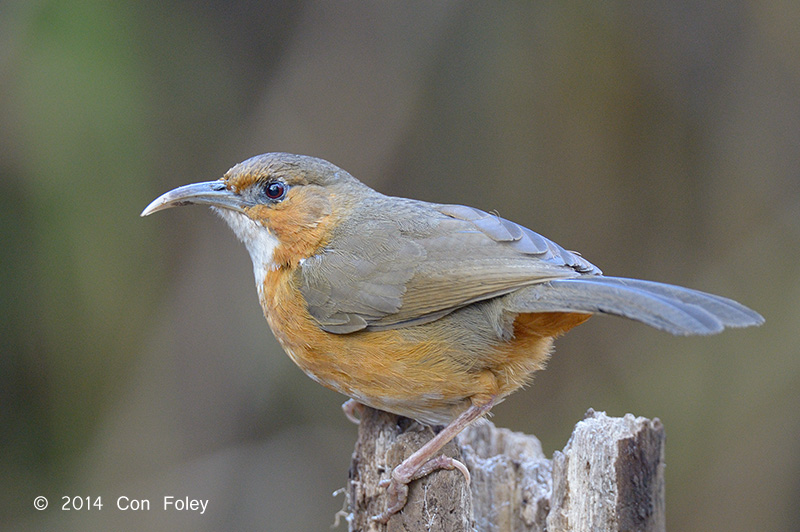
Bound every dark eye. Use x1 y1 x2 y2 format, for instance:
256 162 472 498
264 181 287 201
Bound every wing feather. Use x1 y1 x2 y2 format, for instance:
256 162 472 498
506 276 764 335
299 195 599 333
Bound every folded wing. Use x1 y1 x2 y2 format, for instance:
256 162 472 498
299 196 599 333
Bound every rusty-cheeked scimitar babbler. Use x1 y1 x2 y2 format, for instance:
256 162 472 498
142 153 763 522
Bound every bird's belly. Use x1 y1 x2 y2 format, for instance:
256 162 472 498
261 270 587 425
262 276 492 423
275 329 481 425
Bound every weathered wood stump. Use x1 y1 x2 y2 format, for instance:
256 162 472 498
346 408 665 532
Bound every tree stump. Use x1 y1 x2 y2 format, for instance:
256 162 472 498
345 408 665 532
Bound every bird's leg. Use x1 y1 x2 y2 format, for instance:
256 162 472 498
342 399 365 424
372 397 496 523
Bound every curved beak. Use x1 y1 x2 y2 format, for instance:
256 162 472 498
141 180 250 217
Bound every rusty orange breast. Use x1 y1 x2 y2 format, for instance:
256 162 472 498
258 265 591 425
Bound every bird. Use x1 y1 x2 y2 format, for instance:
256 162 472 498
141 152 763 522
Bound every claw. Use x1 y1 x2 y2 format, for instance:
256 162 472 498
415 455 471 484
342 399 364 424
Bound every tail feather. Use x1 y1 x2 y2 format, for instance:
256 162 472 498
508 276 763 336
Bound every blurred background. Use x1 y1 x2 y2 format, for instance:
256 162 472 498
2 2 798 530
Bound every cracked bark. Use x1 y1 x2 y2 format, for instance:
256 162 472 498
346 408 665 532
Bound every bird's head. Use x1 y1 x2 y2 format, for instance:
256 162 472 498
141 153 371 273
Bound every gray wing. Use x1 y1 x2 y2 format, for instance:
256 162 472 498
299 196 600 333
506 277 764 335
298 217 425 333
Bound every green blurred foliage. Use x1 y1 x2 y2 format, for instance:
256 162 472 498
4 0 153 494
2 2 798 530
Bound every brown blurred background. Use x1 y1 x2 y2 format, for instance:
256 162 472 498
2 2 798 530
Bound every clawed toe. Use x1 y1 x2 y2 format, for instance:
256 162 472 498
414 455 470 484
371 454 470 523
371 476 409 523
341 399 364 424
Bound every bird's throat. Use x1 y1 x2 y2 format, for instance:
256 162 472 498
212 207 280 290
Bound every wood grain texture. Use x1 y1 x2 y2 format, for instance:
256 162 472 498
346 407 665 532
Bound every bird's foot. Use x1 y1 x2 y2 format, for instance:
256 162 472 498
371 455 470 523
369 397 495 523
341 399 364 424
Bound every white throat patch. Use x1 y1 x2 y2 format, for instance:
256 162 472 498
212 208 279 292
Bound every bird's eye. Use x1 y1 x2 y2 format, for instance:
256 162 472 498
264 181 287 201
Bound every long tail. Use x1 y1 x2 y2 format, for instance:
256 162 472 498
508 276 764 336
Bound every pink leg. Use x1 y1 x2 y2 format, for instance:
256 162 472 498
372 397 496 523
